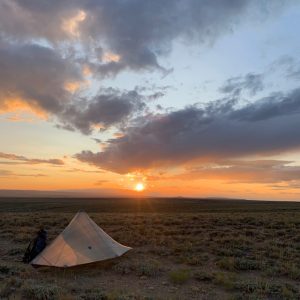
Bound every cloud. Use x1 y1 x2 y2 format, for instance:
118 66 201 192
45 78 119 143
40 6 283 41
171 160 300 184
0 169 47 177
59 89 146 134
81 0 291 74
219 73 264 96
0 0 294 136
0 0 290 74
230 88 300 121
92 138 102 144
0 40 82 116
0 39 147 134
0 152 64 165
0 169 13 177
64 168 102 173
270 181 300 190
270 56 300 80
76 87 300 173
94 180 108 186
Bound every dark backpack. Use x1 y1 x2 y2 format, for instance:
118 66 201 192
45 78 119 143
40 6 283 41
23 229 47 263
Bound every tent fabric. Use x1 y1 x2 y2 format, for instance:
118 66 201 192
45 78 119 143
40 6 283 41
31 211 131 267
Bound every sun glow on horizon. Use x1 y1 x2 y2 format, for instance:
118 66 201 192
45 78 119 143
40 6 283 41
134 182 145 192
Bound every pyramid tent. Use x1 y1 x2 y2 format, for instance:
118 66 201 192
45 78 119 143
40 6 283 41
31 211 132 267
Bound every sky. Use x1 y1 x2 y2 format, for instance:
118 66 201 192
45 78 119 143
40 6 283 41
1 0 300 200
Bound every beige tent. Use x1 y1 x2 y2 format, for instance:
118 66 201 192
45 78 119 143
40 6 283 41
31 211 131 267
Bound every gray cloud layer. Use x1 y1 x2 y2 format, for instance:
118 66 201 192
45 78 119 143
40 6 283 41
172 160 300 185
0 39 147 134
76 88 300 173
0 0 298 178
0 0 290 74
0 41 81 114
0 0 293 134
59 90 146 134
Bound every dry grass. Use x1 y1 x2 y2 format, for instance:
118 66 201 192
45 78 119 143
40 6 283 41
0 198 300 299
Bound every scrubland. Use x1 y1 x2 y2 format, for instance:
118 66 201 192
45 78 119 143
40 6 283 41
0 198 300 300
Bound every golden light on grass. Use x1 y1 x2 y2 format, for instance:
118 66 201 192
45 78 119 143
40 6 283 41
134 182 145 192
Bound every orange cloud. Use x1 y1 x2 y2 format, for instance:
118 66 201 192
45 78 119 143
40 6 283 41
82 65 92 76
64 81 82 93
0 97 48 120
90 124 105 131
62 10 86 38
103 52 121 63
113 132 124 138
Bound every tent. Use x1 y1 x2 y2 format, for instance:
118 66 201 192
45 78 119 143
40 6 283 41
31 211 132 267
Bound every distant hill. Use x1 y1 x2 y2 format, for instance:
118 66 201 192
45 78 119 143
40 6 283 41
0 188 138 198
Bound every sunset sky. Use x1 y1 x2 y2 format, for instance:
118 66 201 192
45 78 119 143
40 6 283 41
1 0 300 200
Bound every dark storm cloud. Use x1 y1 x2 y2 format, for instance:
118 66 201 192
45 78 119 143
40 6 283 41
76 88 300 173
0 41 81 114
0 39 146 133
0 0 66 41
220 73 264 96
59 90 146 134
0 152 64 165
0 0 296 139
0 0 290 74
77 0 290 73
230 88 300 121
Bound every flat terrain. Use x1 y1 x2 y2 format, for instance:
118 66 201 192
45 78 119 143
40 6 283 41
1 198 300 299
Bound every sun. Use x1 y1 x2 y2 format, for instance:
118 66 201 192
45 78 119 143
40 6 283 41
134 183 145 192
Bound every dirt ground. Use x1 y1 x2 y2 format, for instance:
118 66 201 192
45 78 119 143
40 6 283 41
0 198 300 299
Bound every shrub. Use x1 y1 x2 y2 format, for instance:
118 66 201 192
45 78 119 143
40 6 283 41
79 289 107 300
113 259 162 277
263 264 281 277
7 247 24 256
0 278 22 298
0 264 10 275
213 272 236 290
135 260 162 277
22 281 61 300
169 269 190 284
233 279 298 299
113 260 133 275
234 280 267 294
217 257 261 271
105 290 139 300
234 258 261 271
180 254 205 266
193 270 213 282
217 258 235 271
282 262 300 280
